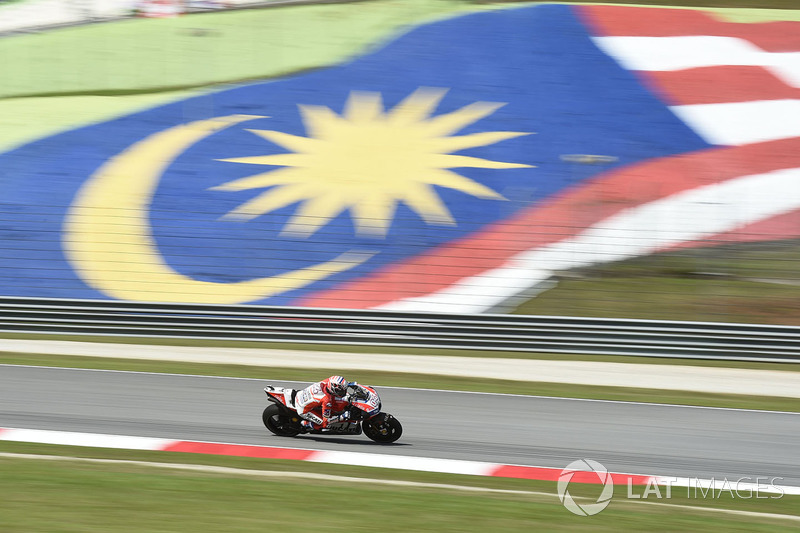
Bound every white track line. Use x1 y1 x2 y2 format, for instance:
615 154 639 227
2 363 799 415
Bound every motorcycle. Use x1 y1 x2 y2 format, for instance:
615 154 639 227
262 382 403 444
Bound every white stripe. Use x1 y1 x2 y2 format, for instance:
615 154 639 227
380 167 800 313
592 36 800 146
670 100 800 145
309 450 498 476
0 428 175 450
591 36 800 88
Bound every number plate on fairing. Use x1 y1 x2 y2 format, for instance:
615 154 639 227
354 394 380 414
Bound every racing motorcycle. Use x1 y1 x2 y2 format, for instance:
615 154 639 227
262 382 402 443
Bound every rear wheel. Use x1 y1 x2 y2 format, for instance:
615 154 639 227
363 413 402 443
262 404 302 437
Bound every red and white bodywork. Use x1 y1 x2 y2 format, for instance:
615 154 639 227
262 383 401 443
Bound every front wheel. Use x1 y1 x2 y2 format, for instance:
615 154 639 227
363 413 402 443
262 404 302 437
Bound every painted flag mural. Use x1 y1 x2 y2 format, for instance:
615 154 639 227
1 4 799 312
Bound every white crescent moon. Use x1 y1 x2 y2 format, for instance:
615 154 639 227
63 114 371 304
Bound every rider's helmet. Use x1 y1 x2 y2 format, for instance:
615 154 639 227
326 375 348 396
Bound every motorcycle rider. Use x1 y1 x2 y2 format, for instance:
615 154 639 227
294 375 351 432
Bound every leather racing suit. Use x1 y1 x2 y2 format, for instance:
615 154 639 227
294 376 349 431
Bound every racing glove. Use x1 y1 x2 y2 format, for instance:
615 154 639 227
329 411 351 423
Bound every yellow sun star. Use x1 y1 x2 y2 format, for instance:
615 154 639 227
213 87 533 237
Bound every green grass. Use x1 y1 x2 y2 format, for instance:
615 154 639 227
2 0 798 100
3 351 799 412
511 241 800 325
513 276 800 324
0 444 798 532
0 0 484 100
569 239 800 280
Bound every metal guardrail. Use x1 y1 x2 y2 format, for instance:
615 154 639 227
0 297 798 362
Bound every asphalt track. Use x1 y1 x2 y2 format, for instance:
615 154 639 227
1 365 798 485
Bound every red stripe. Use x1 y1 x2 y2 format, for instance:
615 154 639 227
577 5 800 52
161 440 318 460
640 66 800 106
489 464 653 485
299 138 800 309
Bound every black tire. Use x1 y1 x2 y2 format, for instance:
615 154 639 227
262 404 302 437
363 413 402 443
